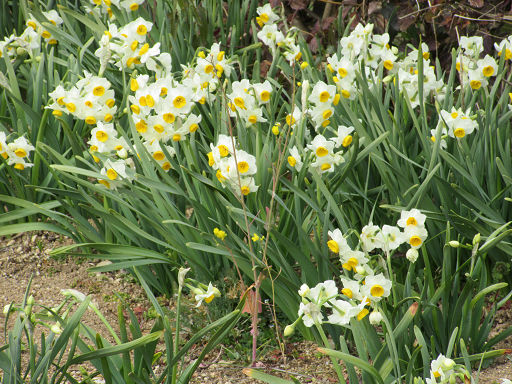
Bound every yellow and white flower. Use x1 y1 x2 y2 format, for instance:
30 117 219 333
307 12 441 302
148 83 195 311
361 273 392 302
397 208 426 228
404 225 428 249
340 250 369 272
256 3 279 27
287 146 303 171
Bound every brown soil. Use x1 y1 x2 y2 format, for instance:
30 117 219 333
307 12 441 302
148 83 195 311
0 232 511 383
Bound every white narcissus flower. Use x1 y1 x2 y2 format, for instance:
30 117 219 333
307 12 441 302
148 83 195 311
332 125 354 148
99 159 130 190
477 55 498 78
339 277 363 301
226 150 257 178
308 280 338 306
327 228 350 255
0 132 10 159
255 3 279 27
7 136 34 160
194 283 221 307
252 80 273 104
308 81 336 105
369 311 383 325
430 127 447 149
397 208 426 228
360 222 382 253
287 146 303 171
459 36 483 57
380 225 404 251
361 273 392 302
298 302 322 327
307 134 335 159
340 250 368 272
257 24 284 53
430 354 455 380
404 225 428 249
495 38 512 60
328 299 359 325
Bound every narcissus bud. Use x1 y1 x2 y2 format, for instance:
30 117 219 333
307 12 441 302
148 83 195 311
283 324 295 337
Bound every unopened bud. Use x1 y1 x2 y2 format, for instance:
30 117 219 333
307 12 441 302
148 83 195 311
442 358 455 370
3 304 13 315
369 311 383 325
472 233 481 246
298 284 310 298
406 248 418 263
300 62 308 70
178 267 190 288
24 295 35 317
448 241 460 248
283 324 295 337
50 323 63 334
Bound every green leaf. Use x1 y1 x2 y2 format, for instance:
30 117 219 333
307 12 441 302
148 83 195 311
318 347 385 384
69 331 163 364
242 368 295 384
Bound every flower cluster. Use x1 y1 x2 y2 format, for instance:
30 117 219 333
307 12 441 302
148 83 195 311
47 71 117 124
227 79 272 126
0 133 35 170
294 280 370 328
291 210 429 330
431 107 479 146
325 23 398 101
255 4 302 65
95 17 160 71
457 36 498 90
413 354 471 384
85 0 146 17
358 208 428 260
195 43 233 84
97 158 135 190
207 135 259 197
306 81 339 130
287 125 354 175
0 10 65 59
396 43 445 108
25 10 63 46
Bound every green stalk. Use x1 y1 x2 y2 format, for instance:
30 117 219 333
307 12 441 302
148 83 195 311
30 108 50 193
90 303 121 344
315 323 345 383
171 284 183 384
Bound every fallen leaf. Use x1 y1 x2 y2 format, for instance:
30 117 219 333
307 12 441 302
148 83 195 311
242 289 262 314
